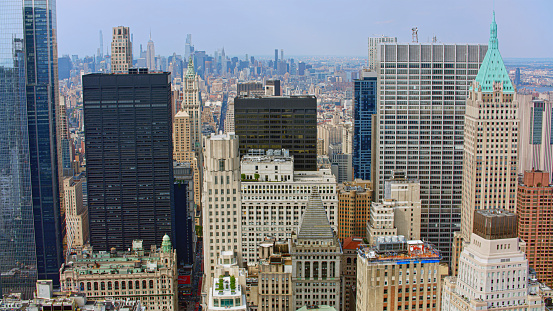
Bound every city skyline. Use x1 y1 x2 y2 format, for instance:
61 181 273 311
57 0 553 58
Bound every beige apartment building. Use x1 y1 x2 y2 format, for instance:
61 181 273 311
110 26 132 73
60 237 177 311
63 176 88 249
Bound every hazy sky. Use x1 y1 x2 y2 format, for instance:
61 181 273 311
57 0 552 59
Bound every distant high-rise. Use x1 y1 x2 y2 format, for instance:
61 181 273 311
99 30 103 58
514 67 521 86
146 33 156 72
518 98 553 183
460 13 518 241
83 72 174 252
185 34 193 60
274 49 278 69
367 36 397 70
110 26 132 73
173 110 192 163
374 42 487 261
183 58 202 151
353 70 377 181
234 96 317 171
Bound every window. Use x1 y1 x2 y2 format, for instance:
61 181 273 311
219 159 225 171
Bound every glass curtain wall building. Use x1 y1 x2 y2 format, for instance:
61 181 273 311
353 70 377 181
0 0 37 298
374 43 487 262
24 0 63 285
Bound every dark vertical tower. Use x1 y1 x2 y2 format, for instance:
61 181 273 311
24 0 63 286
234 96 317 171
0 0 38 298
353 70 377 180
274 49 278 69
83 72 174 251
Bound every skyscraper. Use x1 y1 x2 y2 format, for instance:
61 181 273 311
367 36 397 70
0 0 37 298
460 13 518 241
110 26 132 73
234 96 317 171
202 133 242 286
374 42 487 261
183 58 201 152
518 98 553 183
274 49 278 69
24 0 64 287
83 72 174 251
146 33 156 72
185 34 193 61
353 70 377 180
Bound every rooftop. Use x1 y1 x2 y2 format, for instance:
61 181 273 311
342 237 364 250
358 238 441 265
297 187 335 240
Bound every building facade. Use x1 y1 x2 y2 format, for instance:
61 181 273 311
173 110 193 162
240 151 338 264
111 26 132 73
337 180 373 240
83 72 174 251
356 238 444 311
517 170 553 287
353 70 377 180
442 210 545 311
290 188 342 310
374 42 487 261
234 96 317 171
63 176 89 250
368 36 397 71
518 98 553 183
206 251 247 311
255 241 293 311
202 133 242 286
60 237 177 311
460 14 518 241
342 237 363 311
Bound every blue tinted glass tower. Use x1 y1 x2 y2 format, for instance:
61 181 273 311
24 0 63 286
353 70 377 180
0 0 62 298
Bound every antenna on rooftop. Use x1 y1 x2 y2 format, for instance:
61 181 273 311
412 27 418 43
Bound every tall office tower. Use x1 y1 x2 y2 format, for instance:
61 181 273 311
110 26 132 73
99 30 103 58
63 176 88 250
240 150 338 263
518 98 553 182
337 179 373 240
202 133 242 285
274 49 278 69
517 170 553 287
442 210 545 311
0 0 36 297
59 95 73 177
460 14 518 241
280 49 284 62
375 42 487 261
367 36 397 70
234 96 317 171
83 72 174 251
224 102 235 134
514 67 521 86
173 162 196 266
290 188 342 310
183 57 201 152
357 238 445 311
23 0 64 287
353 70 377 180
173 110 192 162
146 33 156 72
185 34 192 60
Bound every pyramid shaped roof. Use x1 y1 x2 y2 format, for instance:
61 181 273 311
297 187 335 240
472 12 514 94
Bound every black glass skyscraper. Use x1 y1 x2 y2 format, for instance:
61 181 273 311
83 72 174 252
353 71 377 180
234 95 317 171
0 0 62 297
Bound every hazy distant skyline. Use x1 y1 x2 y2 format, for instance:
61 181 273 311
57 0 552 59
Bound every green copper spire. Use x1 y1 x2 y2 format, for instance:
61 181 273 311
472 11 514 93
161 234 172 253
185 57 195 78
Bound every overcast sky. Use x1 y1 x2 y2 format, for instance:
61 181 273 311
56 0 552 59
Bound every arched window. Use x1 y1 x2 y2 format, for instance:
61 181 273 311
135 281 140 289
80 282 85 291
149 280 154 289
108 281 112 290
122 281 126 290
94 282 98 291
142 280 147 289
347 258 352 264
87 282 91 291
128 281 133 289
101 282 105 290
115 281 119 290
